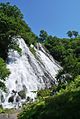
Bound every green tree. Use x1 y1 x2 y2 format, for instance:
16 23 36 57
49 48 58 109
39 30 48 42
67 31 72 38
0 2 23 19
72 31 78 38
0 2 37 60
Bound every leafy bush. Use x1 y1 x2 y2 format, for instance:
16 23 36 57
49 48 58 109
37 89 51 99
0 58 10 91
18 76 80 119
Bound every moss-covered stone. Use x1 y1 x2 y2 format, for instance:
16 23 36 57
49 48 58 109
18 90 26 99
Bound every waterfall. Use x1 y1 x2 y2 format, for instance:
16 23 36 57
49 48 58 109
1 37 61 108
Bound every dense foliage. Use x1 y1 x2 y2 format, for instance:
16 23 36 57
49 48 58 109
0 2 37 60
42 32 80 80
18 76 80 119
0 58 10 91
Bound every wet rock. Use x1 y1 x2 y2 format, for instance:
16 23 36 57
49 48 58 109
27 96 30 101
16 95 21 102
18 90 26 99
12 90 17 94
1 94 5 103
8 96 14 103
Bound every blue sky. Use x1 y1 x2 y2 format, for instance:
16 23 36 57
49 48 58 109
0 0 80 37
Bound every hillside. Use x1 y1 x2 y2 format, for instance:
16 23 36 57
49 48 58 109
0 2 80 119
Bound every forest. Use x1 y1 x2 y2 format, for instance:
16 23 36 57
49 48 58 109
0 2 80 119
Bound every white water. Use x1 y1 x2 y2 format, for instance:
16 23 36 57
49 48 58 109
1 38 61 108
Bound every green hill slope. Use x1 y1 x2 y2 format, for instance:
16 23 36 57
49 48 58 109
18 76 80 119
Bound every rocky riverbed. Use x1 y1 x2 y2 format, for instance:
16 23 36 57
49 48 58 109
0 113 18 119
0 109 21 119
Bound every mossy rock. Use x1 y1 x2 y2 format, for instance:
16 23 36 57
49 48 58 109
18 90 26 99
30 47 36 56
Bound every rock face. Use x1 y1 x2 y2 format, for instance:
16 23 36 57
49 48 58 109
0 113 17 119
1 37 61 108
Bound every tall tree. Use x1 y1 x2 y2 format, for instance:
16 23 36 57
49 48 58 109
72 31 78 38
39 30 48 42
67 31 72 38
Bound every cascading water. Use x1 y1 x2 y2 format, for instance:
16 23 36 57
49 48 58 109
1 37 61 108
